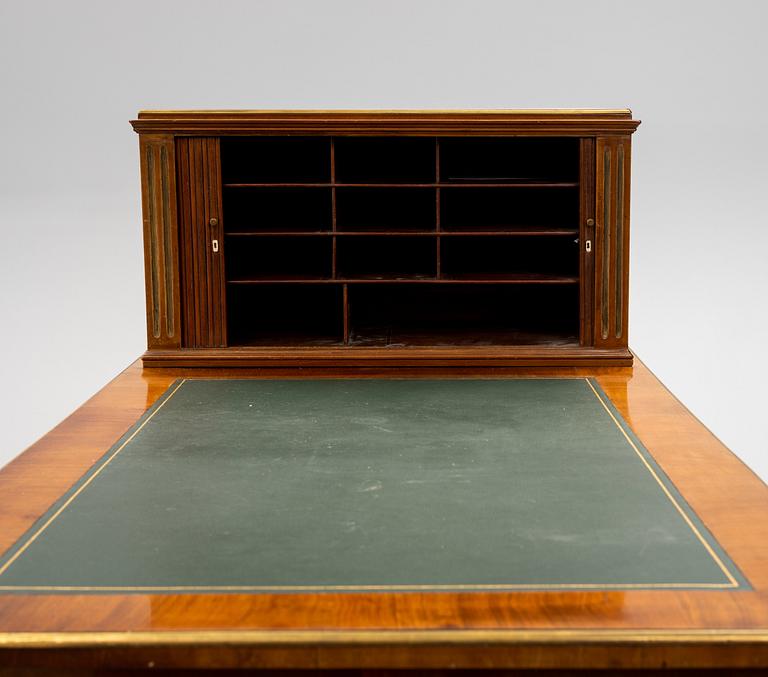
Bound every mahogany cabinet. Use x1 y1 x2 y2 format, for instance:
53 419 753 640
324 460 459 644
130 110 640 367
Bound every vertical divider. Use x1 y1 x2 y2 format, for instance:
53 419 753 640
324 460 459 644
435 137 441 279
330 137 337 279
343 283 350 345
210 138 227 347
332 138 346 345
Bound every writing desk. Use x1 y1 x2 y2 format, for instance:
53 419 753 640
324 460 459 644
0 358 767 674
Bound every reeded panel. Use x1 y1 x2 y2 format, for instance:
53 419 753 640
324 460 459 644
594 136 631 348
139 134 181 348
601 147 612 341
176 137 227 348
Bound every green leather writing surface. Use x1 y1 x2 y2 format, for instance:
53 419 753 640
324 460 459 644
0 379 748 592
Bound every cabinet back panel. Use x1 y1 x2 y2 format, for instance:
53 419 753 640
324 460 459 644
225 237 332 280
441 236 579 278
349 284 579 347
337 236 436 279
221 137 331 183
223 187 332 232
334 137 436 183
227 284 343 346
336 187 436 231
441 187 579 230
439 137 579 182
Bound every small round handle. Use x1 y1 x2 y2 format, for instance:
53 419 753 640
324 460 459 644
209 217 219 227
586 218 595 227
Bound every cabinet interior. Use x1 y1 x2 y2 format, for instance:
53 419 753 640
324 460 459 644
218 136 582 348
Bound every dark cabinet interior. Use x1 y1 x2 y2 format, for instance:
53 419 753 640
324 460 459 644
218 136 582 348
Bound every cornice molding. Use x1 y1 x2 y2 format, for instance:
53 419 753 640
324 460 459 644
130 109 641 136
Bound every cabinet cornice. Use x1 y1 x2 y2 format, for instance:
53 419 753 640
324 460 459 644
130 110 641 136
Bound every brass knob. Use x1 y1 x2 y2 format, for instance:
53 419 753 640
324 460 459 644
586 218 595 227
209 217 219 227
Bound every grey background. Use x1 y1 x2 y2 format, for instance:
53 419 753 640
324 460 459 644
1 1 766 480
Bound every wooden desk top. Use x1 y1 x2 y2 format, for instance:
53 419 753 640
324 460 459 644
1 358 767 672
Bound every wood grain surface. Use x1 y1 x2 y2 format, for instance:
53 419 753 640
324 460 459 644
0 357 767 672
130 109 641 136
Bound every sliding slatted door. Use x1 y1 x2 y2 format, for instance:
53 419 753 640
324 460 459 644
176 137 227 348
579 138 596 346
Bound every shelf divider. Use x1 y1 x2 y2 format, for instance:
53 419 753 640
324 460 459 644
225 230 579 237
343 283 349 345
331 137 337 279
436 138 441 279
222 182 579 188
226 275 579 285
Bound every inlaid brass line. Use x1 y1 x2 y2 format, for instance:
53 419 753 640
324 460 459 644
0 380 188 578
615 144 624 339
146 146 161 338
585 379 739 587
601 148 611 340
0 581 737 592
3 628 768 649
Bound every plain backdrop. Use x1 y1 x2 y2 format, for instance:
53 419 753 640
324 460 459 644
1 0 766 480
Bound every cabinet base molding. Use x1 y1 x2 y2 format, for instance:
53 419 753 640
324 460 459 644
141 346 634 368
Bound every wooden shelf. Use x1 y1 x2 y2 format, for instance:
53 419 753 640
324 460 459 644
336 231 436 237
223 182 579 188
227 276 579 285
142 345 634 368
335 225 434 233
227 277 334 284
439 274 579 283
225 229 579 237
438 228 578 236
348 328 579 348
226 231 334 237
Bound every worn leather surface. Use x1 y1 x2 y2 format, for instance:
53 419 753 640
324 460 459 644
0 379 748 591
